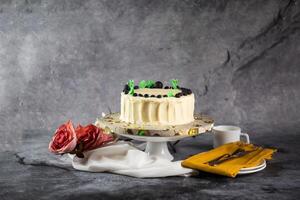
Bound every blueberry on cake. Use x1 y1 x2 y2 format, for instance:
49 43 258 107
120 79 195 126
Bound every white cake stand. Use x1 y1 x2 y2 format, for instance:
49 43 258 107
95 113 214 161
117 133 190 160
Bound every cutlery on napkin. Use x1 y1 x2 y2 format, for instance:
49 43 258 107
181 142 276 177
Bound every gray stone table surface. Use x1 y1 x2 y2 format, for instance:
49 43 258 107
1 130 300 200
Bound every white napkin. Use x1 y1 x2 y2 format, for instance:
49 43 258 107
70 141 194 178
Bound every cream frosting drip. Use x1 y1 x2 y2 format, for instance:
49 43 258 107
120 89 195 126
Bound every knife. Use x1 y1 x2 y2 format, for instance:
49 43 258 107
209 148 260 166
205 148 244 166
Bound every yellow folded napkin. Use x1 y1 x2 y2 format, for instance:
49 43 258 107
182 142 276 177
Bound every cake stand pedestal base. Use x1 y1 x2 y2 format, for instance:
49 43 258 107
109 134 191 161
145 141 173 160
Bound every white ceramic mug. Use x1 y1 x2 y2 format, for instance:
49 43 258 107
212 125 250 148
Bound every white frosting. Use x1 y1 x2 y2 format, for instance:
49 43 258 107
120 88 195 126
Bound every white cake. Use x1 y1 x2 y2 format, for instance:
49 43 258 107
120 81 195 126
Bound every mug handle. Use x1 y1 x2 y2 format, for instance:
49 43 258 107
240 133 250 144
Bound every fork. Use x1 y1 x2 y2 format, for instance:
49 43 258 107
209 148 259 166
205 148 244 166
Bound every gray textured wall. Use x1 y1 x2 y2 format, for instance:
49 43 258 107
0 0 299 150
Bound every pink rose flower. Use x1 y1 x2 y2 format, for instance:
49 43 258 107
49 120 77 154
76 124 114 151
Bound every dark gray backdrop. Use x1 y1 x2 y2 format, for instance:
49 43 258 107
0 0 299 151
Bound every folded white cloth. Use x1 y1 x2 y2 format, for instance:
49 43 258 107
70 141 193 178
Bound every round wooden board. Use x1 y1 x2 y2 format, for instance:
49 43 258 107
95 113 214 137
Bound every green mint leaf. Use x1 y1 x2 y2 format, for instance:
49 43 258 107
139 80 146 88
167 91 175 97
137 130 145 136
145 80 155 88
128 80 135 95
170 79 179 89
